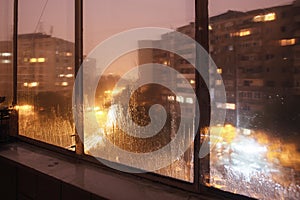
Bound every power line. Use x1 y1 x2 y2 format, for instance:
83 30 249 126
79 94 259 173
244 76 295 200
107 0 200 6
33 0 49 33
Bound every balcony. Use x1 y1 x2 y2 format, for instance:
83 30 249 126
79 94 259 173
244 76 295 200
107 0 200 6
1 0 300 200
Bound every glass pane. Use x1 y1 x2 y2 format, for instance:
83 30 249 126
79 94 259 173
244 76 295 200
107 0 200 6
83 0 196 182
17 0 75 149
208 0 300 199
0 0 13 107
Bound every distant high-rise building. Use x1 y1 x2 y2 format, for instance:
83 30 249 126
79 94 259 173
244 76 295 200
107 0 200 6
0 40 13 105
17 33 74 99
138 0 300 127
138 22 196 120
210 1 300 126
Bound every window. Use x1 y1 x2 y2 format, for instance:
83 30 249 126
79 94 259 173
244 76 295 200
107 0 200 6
17 0 75 149
253 13 276 22
209 1 300 199
243 80 252 86
0 0 13 106
215 80 222 85
230 29 251 37
83 0 197 183
6 0 300 200
280 38 296 46
264 12 276 21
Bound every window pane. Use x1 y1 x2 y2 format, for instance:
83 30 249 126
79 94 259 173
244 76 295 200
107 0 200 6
208 0 300 199
83 0 196 182
17 0 75 149
0 0 13 106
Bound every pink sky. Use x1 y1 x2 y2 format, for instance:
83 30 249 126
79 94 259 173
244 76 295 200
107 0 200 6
0 0 291 76
14 0 294 54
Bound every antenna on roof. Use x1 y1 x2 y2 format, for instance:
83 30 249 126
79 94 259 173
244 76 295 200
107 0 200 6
38 21 45 34
50 25 54 36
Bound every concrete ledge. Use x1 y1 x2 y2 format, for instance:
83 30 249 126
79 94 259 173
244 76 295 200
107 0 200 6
0 142 249 200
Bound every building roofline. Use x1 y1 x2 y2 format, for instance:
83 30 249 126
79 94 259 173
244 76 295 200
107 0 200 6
17 32 74 44
210 2 293 21
18 32 51 39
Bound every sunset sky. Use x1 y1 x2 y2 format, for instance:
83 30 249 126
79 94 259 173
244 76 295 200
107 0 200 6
13 0 293 54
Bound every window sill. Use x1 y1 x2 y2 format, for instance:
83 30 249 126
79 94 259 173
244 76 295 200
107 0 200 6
0 141 252 200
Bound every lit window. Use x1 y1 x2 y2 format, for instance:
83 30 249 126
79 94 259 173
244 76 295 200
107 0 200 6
176 96 184 103
65 74 73 78
37 57 45 62
186 97 193 104
190 79 195 84
280 38 296 46
29 58 37 63
30 57 46 63
167 95 175 101
264 13 276 21
208 25 212 30
1 52 12 57
239 29 251 37
1 59 11 64
30 82 38 87
217 68 222 74
215 80 222 85
215 103 235 110
230 29 251 37
253 15 264 22
61 82 68 86
225 103 236 110
24 82 39 88
253 13 276 22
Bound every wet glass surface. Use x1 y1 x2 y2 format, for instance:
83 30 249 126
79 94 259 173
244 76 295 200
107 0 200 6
208 1 300 199
17 0 75 149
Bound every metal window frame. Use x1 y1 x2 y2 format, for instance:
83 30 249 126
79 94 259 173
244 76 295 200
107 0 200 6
12 0 207 192
11 0 253 198
12 0 18 106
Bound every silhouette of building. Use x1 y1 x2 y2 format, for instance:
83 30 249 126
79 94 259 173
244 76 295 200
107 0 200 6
138 0 300 127
17 33 74 99
210 0 300 126
138 22 196 119
0 40 13 105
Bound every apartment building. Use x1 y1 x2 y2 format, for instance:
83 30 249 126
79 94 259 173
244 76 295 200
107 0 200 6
17 33 74 99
